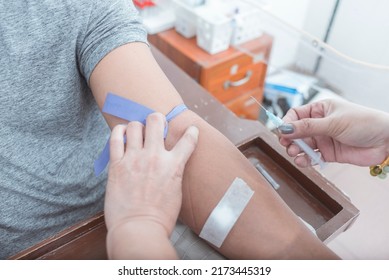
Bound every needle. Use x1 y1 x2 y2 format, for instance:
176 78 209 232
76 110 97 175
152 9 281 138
250 96 326 169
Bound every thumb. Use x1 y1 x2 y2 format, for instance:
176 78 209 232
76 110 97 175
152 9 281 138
280 118 332 139
171 126 199 164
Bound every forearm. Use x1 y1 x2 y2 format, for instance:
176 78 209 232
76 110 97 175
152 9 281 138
107 220 178 260
167 110 338 259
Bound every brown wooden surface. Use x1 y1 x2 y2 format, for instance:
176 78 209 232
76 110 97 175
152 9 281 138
238 137 359 243
10 212 107 260
9 46 359 260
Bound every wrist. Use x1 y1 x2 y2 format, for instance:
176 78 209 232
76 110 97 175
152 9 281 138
379 112 389 155
108 218 170 239
105 204 174 235
106 219 174 260
385 135 389 159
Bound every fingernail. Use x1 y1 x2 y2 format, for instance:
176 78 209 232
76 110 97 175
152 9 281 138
189 126 199 138
192 125 199 134
279 123 294 134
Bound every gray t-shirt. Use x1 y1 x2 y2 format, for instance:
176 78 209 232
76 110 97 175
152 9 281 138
0 0 147 258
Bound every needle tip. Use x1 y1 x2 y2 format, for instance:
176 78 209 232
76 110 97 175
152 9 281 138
250 96 266 110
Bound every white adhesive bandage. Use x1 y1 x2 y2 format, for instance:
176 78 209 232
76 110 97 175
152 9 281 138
199 177 254 248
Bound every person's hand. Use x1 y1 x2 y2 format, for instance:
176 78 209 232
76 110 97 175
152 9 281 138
279 98 389 167
104 112 199 237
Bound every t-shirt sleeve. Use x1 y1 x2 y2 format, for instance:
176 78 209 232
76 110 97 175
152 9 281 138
78 0 148 83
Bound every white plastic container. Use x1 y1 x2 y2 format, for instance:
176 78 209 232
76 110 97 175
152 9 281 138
196 8 233 54
180 0 205 6
135 0 176 35
173 0 199 38
231 10 263 45
222 1 263 45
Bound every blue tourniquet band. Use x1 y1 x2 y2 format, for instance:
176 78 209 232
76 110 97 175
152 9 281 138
94 93 188 176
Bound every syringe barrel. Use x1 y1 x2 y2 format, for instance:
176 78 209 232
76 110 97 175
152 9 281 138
293 139 326 168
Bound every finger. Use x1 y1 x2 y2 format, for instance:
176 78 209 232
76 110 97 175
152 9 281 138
286 143 302 157
110 124 127 162
171 126 199 164
126 121 144 150
294 154 312 168
279 136 293 147
281 118 331 140
287 137 317 156
144 112 165 150
282 101 327 123
295 150 323 167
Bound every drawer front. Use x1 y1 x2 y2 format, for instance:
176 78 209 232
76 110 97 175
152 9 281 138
225 88 264 120
200 56 267 103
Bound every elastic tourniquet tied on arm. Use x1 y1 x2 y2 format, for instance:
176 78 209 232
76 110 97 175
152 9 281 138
199 177 254 248
94 93 188 176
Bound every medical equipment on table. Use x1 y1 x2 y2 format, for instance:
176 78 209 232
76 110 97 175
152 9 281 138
250 96 326 169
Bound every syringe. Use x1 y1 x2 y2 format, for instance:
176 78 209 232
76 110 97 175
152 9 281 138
250 96 326 169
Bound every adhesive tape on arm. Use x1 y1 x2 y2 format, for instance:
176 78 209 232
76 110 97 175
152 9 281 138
199 177 254 248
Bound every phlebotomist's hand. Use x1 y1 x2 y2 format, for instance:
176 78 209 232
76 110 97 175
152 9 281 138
279 98 389 167
104 112 198 259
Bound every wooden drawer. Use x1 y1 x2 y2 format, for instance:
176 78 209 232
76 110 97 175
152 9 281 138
148 29 271 104
225 88 263 120
202 60 267 103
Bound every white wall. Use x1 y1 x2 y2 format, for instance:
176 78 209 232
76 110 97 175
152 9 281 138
255 0 389 111
313 0 389 111
264 0 310 29
251 0 338 76
326 0 389 65
258 0 312 70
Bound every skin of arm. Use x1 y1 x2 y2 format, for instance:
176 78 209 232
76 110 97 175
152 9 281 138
90 42 339 259
104 114 199 259
279 99 389 167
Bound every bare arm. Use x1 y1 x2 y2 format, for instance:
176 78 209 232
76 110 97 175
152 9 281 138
90 42 338 259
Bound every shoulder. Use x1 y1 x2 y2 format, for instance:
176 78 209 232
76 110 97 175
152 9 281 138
50 0 137 21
